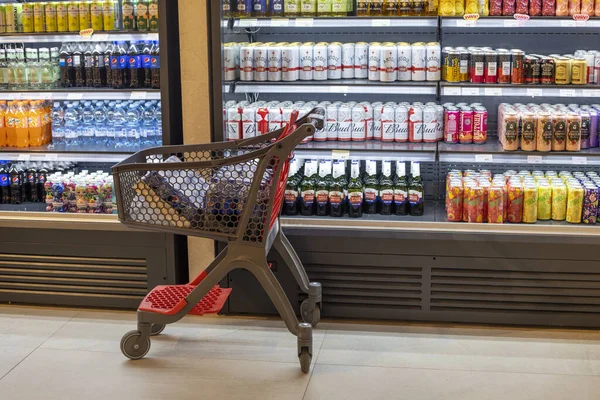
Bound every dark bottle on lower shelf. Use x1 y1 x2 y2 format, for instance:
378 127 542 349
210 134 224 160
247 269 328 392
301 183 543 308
347 160 363 218
409 161 425 217
394 161 408 216
283 159 299 216
363 160 379 215
26 168 37 202
0 163 9 204
299 159 317 216
329 160 346 217
379 160 394 215
9 165 21 205
315 160 331 217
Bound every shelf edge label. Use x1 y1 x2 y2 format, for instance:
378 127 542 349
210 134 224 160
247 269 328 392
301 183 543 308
461 87 480 96
572 156 587 165
332 150 350 160
371 19 391 27
527 155 543 164
475 154 493 162
18 154 31 161
295 18 314 27
443 87 461 96
527 88 543 97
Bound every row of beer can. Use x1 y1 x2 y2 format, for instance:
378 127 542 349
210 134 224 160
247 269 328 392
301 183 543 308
224 100 449 143
224 41 441 83
442 102 489 144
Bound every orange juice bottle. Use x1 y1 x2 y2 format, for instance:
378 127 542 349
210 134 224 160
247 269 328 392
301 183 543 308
43 101 51 144
28 101 43 147
0 101 7 147
15 102 30 148
6 102 17 147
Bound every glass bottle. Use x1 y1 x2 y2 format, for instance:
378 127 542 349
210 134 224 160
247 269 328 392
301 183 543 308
39 48 54 89
394 161 408 215
5 48 16 90
300 159 317 216
370 0 384 15
379 160 394 215
14 48 28 90
363 160 379 215
329 160 346 217
315 159 331 217
0 47 7 90
50 47 60 86
409 161 424 216
27 49 43 90
347 160 364 218
284 159 300 216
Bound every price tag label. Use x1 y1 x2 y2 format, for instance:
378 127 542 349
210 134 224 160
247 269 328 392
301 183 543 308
18 154 31 161
8 93 22 100
561 20 576 27
443 86 461 96
295 18 314 27
582 89 600 98
93 34 109 41
475 154 493 162
560 89 577 97
504 20 523 27
527 88 543 97
130 91 148 100
572 156 588 165
484 87 502 96
371 19 391 27
44 153 59 161
67 93 84 100
527 155 543 164
461 87 480 96
29 92 50 100
270 18 289 27
329 86 349 93
331 150 350 160
239 18 257 27
456 20 476 27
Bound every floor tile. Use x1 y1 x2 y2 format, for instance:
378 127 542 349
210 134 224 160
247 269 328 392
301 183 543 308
0 348 310 400
304 364 600 400
0 347 33 379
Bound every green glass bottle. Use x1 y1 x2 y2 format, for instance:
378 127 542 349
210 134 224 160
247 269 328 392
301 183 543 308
409 161 424 217
363 160 379 215
379 160 394 215
315 160 332 217
329 160 346 217
394 161 408 216
347 160 363 218
284 159 300 216
299 159 317 216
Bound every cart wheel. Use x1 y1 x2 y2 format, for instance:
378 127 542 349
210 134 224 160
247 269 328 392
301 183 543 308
300 300 321 327
299 348 312 373
150 324 166 336
120 330 151 360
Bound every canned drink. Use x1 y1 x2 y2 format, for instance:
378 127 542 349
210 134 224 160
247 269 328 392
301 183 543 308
445 50 460 82
5 3 22 33
90 1 103 31
579 110 591 149
299 42 314 81
102 0 115 31
511 49 525 84
341 43 355 79
362 102 374 140
441 47 450 81
459 50 470 82
313 43 328 80
394 105 409 143
536 111 553 152
226 105 242 141
473 107 488 144
520 112 536 151
459 107 474 144
240 45 254 81
540 57 555 84
325 104 339 141
589 108 598 148
566 112 582 152
253 45 268 81
45 3 58 32
423 105 438 143
327 43 342 80
241 105 257 139
373 103 383 140
408 105 423 142
255 107 270 136
470 50 485 83
67 2 79 31
282 44 300 81
380 105 395 142
267 45 282 82
0 5 5 33
380 44 398 82
554 57 571 85
78 1 91 29
571 58 587 85
444 106 460 143
595 53 600 85
484 51 498 84
56 2 68 32
552 112 567 151
368 43 382 81
22 3 34 33
351 104 366 142
523 56 536 84
397 42 412 81
338 104 352 141
531 57 542 84
411 43 426 81
223 45 236 81
497 49 512 83
426 42 441 82
436 105 444 141
354 42 369 79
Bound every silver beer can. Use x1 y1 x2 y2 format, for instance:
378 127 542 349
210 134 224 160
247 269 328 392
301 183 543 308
226 104 242 141
368 42 382 81
313 42 329 81
241 104 257 139
268 104 283 132
423 105 438 143
253 44 268 81
299 42 314 81
223 44 237 81
394 105 409 143
327 42 342 80
354 42 369 79
426 42 441 82
282 43 300 81
397 42 412 82
326 103 339 141
338 103 353 142
362 102 374 140
436 105 444 141
380 44 398 82
267 44 283 82
342 43 355 79
240 44 254 81
372 102 384 141
381 104 396 143
411 42 427 82
256 106 270 135
351 104 366 142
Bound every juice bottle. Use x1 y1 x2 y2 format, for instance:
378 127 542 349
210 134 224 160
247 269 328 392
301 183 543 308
6 101 16 147
15 102 30 148
43 101 52 144
28 101 43 147
0 101 6 147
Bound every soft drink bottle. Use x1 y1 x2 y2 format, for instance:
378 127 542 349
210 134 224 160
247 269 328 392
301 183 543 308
128 41 142 88
26 168 38 202
150 41 159 89
142 40 152 88
110 41 122 88
37 168 47 202
125 103 140 149
15 102 29 148
72 43 85 87
92 43 106 87
28 101 43 147
0 162 8 203
113 103 127 148
59 42 73 87
9 164 21 204
0 101 6 147
84 43 94 87
51 102 65 148
6 102 16 147
104 42 113 87
81 101 95 146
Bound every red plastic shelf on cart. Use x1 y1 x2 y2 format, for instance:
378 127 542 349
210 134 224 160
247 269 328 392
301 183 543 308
139 284 232 316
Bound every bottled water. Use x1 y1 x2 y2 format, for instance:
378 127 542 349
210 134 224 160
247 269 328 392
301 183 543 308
93 101 108 148
155 102 162 146
51 102 65 148
64 104 81 148
80 101 95 146
126 103 141 150
105 101 116 148
140 102 155 148
113 104 128 149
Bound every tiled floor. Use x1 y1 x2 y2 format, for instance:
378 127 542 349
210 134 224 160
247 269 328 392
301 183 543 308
1 305 600 400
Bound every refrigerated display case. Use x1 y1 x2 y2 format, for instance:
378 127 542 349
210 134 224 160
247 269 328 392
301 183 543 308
0 0 187 309
208 2 600 328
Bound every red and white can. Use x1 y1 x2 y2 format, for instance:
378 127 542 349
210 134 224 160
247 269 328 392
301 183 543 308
253 44 268 81
381 104 395 142
242 105 257 139
394 105 409 143
372 102 384 140
380 43 398 82
426 42 441 82
299 42 314 81
368 42 382 81
327 42 342 80
459 106 474 144
314 42 328 80
267 44 283 82
585 52 596 84
423 105 438 143
325 103 339 141
223 44 237 81
484 51 498 84
354 42 369 79
351 104 367 142
268 104 283 133
408 105 424 142
362 102 374 139
342 43 355 79
281 43 300 81
256 106 270 135
338 103 352 141
226 104 242 141
397 42 412 82
240 44 254 81
411 42 426 81
435 105 444 141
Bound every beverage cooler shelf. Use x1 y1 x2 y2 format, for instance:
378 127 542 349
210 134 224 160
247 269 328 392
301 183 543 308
0 89 161 101
0 31 159 44
440 83 600 98
295 141 436 162
441 17 600 29
233 80 439 95
0 149 129 163
232 16 438 29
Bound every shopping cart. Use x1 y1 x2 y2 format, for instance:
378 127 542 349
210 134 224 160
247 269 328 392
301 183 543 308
112 107 325 373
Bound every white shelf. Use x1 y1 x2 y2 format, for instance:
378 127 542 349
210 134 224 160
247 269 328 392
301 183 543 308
0 32 158 43
0 151 128 163
234 81 438 95
0 90 161 101
294 141 437 162
235 17 437 29
441 17 600 29
441 84 600 98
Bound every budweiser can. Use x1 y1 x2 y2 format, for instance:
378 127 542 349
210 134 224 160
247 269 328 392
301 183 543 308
328 42 342 80
459 106 474 144
267 45 282 81
394 105 409 142
423 105 438 143
299 104 313 142
436 105 444 141
282 43 300 81
355 42 369 79
397 42 412 82
338 104 352 141
368 42 382 81
473 107 488 144
326 103 339 141
362 102 374 139
585 52 596 84
351 104 366 141
342 43 355 79
256 106 270 135
268 104 283 133
240 44 254 81
381 104 395 142
444 106 459 143
299 42 314 81
226 105 242 141
411 42 426 81
314 42 328 80
373 103 384 140
380 44 398 82
223 44 237 81
408 105 424 142
253 45 268 81
425 42 441 82
242 105 257 139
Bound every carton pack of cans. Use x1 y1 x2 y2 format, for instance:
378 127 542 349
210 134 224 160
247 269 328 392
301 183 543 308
498 103 600 152
486 0 599 16
442 102 489 144
446 169 600 225
224 100 446 143
224 41 441 83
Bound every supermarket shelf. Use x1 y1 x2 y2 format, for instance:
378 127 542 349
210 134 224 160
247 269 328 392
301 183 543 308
439 141 600 165
233 16 438 29
0 203 47 212
441 16 600 29
0 89 161 101
440 82 600 98
234 80 438 95
0 147 131 163
0 31 159 43
0 210 132 231
295 140 436 162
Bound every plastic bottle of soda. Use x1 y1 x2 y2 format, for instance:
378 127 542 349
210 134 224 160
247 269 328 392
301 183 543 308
37 168 47 202
150 41 159 89
84 43 94 87
104 42 113 88
72 43 85 87
0 101 6 147
5 101 16 147
92 42 106 87
28 101 43 147
128 41 142 88
142 41 152 88
9 164 21 204
0 162 8 203
59 42 73 87
26 168 38 202
15 102 29 148
110 41 122 88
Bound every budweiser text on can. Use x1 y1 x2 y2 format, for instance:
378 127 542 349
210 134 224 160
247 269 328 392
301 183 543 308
397 42 412 81
423 105 438 143
470 50 485 83
341 43 355 79
267 45 282 81
299 104 314 142
256 106 270 135
299 42 314 80
459 106 474 144
242 105 257 139
226 105 242 141
484 51 498 84
253 45 268 81
327 42 342 80
325 103 339 141
351 104 367 142
223 44 237 81
444 106 460 143
394 105 409 142
368 42 382 81
425 42 441 82
436 105 444 141
408 105 424 142
338 103 352 141
380 44 398 82
473 107 488 144
354 42 369 79
240 45 254 81
282 43 300 81
268 105 283 133
362 102 374 140
381 105 395 142
313 43 328 80
411 42 426 81
373 102 383 140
